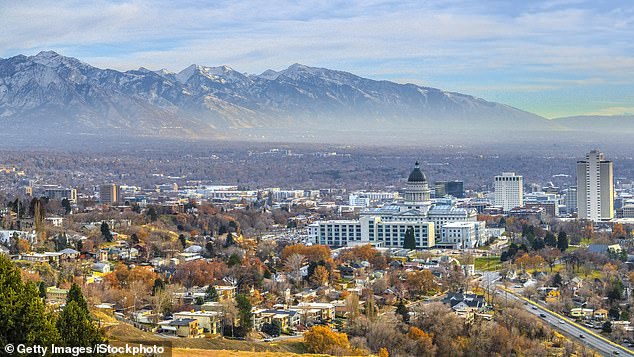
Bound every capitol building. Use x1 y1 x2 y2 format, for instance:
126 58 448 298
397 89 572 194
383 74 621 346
308 162 486 249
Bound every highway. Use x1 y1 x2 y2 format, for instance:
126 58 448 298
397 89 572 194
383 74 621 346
479 272 634 357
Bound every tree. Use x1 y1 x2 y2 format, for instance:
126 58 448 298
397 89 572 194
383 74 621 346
262 321 281 337
57 300 106 350
205 285 219 302
557 231 569 252
225 232 236 247
531 237 545 251
304 325 350 354
396 300 409 322
310 265 329 287
179 234 187 249
284 253 306 286
147 207 158 221
236 293 253 332
61 198 72 214
552 272 562 287
379 347 389 357
403 227 416 249
100 222 113 242
152 278 165 296
67 283 89 313
602 321 613 333
544 232 557 247
0 255 60 347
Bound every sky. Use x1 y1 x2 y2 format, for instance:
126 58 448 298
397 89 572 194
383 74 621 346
1 0 633 118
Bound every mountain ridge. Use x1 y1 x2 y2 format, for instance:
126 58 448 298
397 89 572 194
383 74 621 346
0 50 595 144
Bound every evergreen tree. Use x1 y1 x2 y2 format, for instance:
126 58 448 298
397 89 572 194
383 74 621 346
179 234 187 249
205 285 219 302
100 222 113 242
403 227 416 250
152 278 165 296
531 237 545 251
131 233 140 245
67 283 89 313
61 198 72 214
557 231 569 252
225 232 236 248
147 207 158 222
544 232 557 247
396 299 409 323
58 282 106 350
38 281 47 299
0 254 60 347
236 293 253 332
57 301 106 350
552 272 563 287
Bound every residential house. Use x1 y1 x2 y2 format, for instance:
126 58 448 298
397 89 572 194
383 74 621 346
161 318 202 337
173 310 222 334
442 293 487 316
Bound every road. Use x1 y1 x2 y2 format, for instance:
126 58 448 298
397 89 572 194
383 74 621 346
477 272 634 356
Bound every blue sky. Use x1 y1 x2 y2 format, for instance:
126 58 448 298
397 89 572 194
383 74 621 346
1 0 633 118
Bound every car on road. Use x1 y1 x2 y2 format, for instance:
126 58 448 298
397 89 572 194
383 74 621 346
539 313 546 318
613 351 620 355
532 306 538 310
579 334 585 339
559 319 565 324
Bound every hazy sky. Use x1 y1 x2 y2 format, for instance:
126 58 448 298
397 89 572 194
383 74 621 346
1 0 633 118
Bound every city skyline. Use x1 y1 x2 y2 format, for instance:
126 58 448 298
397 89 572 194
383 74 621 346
2 0 633 118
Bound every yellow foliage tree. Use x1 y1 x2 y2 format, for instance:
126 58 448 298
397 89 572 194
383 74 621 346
304 325 350 354
378 347 389 357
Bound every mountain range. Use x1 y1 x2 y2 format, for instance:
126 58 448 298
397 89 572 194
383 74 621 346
0 51 630 144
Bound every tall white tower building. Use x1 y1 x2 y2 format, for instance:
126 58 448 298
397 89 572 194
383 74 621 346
494 172 523 212
576 150 614 221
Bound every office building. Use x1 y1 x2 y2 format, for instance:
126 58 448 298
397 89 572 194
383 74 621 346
43 187 77 203
494 172 523 212
576 150 614 221
435 181 465 198
99 184 121 205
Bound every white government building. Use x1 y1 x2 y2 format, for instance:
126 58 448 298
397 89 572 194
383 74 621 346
308 162 485 249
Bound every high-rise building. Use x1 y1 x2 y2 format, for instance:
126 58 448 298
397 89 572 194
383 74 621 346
564 186 577 214
494 172 523 212
434 181 464 198
99 184 121 205
43 187 77 203
576 150 614 221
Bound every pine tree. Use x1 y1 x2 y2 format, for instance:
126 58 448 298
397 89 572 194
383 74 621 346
236 293 253 332
557 231 569 252
152 278 165 296
67 283 89 313
58 283 106 350
179 234 187 249
205 285 219 302
0 254 60 347
403 227 416 250
57 301 106 349
396 299 409 322
100 222 113 242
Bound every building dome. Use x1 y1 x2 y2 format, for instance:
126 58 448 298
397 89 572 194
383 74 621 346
408 161 426 182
